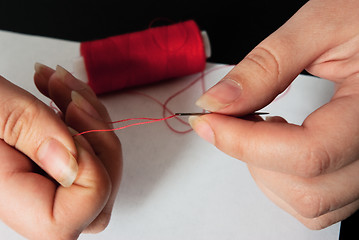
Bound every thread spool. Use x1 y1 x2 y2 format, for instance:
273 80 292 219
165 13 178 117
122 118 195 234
73 20 211 94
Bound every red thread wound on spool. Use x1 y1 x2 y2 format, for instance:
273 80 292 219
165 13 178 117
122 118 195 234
80 20 207 94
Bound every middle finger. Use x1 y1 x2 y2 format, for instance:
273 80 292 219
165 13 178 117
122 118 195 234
248 159 359 219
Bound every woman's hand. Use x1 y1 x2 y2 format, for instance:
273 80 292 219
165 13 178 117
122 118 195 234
0 64 122 239
190 0 359 229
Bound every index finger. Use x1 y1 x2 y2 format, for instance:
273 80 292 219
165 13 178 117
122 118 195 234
190 80 359 177
191 114 315 176
195 0 359 115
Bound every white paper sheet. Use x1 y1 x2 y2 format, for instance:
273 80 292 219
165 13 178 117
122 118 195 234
0 30 340 240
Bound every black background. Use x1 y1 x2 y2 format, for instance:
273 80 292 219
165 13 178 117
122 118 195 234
1 0 308 64
0 1 357 238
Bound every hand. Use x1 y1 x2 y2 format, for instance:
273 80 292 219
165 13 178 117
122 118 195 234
190 0 359 229
0 64 122 239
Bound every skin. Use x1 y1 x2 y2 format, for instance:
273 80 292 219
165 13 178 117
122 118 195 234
0 0 357 236
190 0 359 230
0 64 122 239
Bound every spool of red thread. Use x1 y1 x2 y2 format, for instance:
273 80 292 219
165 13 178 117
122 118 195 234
78 20 210 94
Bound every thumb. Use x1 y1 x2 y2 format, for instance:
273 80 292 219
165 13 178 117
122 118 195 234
0 76 78 187
196 0 359 115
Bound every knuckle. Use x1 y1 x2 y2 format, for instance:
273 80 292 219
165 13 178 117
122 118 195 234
44 229 80 240
314 218 337 230
292 188 326 219
85 211 112 234
97 132 122 158
106 134 122 151
87 162 112 196
1 97 41 146
295 145 330 178
300 216 335 231
244 46 282 90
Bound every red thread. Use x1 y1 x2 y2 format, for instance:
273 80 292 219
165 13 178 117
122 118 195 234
71 64 292 136
73 65 235 136
161 65 235 133
127 72 205 134
73 115 176 137
80 20 206 94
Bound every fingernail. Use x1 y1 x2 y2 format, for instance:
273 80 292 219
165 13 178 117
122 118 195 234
188 116 215 144
67 127 79 136
37 138 78 187
196 78 242 112
55 65 86 91
71 91 101 120
34 62 50 80
34 62 44 74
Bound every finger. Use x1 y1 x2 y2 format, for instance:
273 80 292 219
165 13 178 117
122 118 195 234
190 75 359 176
40 64 122 232
38 63 122 231
60 127 116 234
55 137 112 235
195 0 359 115
250 167 359 230
190 114 313 176
41 64 120 160
66 101 122 233
46 65 122 184
0 75 77 187
0 137 111 239
248 159 359 220
265 115 288 123
34 63 55 97
306 34 359 82
37 64 112 123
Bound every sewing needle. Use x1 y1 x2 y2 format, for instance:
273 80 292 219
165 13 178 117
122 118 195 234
175 112 269 116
